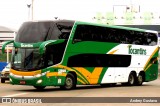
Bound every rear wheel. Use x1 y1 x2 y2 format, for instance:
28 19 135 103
60 73 76 90
1 79 5 83
127 72 136 86
34 86 46 90
136 73 144 86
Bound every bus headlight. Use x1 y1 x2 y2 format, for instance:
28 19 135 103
35 74 41 78
36 79 42 84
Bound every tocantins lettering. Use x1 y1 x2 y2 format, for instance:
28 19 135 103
128 45 147 55
21 43 33 47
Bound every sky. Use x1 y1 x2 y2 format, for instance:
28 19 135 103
0 0 160 30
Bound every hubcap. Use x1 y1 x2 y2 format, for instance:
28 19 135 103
138 75 143 83
66 77 73 88
129 75 134 84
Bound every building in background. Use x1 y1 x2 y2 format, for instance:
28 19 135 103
0 26 16 63
0 26 16 51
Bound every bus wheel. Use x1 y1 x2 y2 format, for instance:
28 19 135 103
60 73 76 90
136 73 144 86
127 72 136 86
34 86 46 90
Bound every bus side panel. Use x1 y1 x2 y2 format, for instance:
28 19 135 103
144 48 159 81
145 64 158 81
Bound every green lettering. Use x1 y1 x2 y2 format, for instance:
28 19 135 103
128 46 147 55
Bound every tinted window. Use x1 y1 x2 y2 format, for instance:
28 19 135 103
16 21 74 43
67 54 131 67
46 21 74 40
16 22 51 43
73 25 157 46
45 41 67 66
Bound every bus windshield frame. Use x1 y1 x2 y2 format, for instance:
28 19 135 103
11 48 45 71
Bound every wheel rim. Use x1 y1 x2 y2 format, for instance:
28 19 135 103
129 75 134 85
66 77 73 89
138 75 143 83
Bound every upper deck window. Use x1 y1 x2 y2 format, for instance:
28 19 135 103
73 25 157 46
15 21 74 43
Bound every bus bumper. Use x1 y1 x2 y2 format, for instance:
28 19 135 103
9 74 66 86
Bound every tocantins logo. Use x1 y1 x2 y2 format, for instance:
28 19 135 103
128 45 147 55
21 43 33 47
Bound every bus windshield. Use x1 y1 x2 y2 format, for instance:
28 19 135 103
12 48 44 71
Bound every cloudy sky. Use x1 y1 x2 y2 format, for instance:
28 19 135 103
0 0 159 30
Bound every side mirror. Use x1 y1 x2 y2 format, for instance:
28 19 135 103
2 40 14 54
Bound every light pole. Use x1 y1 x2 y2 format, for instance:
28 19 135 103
27 0 34 21
27 0 31 20
27 4 31 20
31 0 34 20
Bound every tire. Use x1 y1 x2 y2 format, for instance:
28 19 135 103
1 79 5 83
136 73 144 86
34 86 46 90
60 73 76 90
127 73 136 86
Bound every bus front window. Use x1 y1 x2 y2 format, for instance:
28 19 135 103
12 48 44 71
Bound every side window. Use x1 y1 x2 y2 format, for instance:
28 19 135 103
73 25 157 46
47 22 73 40
67 54 131 67
45 41 67 66
73 25 118 43
146 33 157 46
120 30 157 46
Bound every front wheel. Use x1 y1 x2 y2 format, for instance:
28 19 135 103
60 73 76 90
34 86 46 90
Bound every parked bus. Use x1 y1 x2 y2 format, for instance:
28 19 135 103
2 20 159 90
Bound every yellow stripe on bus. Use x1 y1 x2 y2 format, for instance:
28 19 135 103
74 67 103 84
53 64 75 71
77 78 86 84
144 47 158 70
10 69 41 76
144 57 158 71
46 72 67 77
53 64 88 84
108 49 118 54
46 72 86 84
53 64 104 84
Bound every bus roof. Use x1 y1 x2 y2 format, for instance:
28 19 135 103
23 20 158 33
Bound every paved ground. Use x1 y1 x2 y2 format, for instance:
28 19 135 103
0 75 160 106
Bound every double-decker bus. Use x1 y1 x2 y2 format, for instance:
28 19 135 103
2 20 159 90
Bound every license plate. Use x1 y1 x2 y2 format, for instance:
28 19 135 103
20 80 26 85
